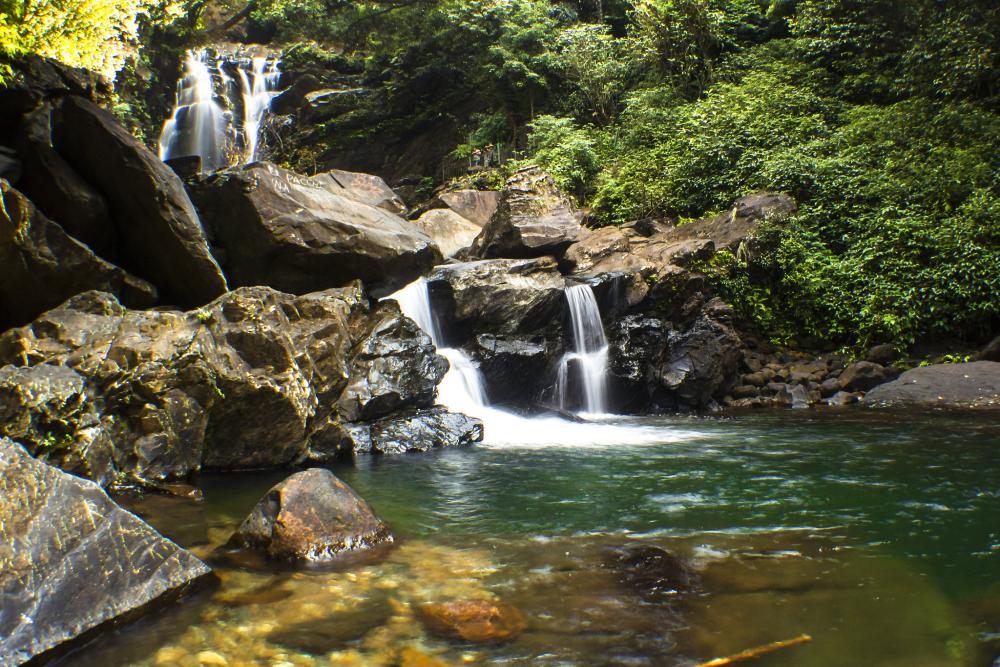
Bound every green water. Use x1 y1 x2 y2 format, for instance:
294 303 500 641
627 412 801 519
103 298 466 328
63 410 1000 666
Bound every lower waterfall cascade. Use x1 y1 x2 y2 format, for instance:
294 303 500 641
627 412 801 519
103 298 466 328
388 278 688 448
556 284 611 415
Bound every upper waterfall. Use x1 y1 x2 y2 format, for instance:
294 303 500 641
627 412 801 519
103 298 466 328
158 49 282 173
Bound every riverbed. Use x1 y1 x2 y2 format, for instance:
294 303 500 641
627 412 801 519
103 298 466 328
60 409 999 666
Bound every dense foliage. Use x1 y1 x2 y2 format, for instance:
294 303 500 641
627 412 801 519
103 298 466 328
8 0 999 350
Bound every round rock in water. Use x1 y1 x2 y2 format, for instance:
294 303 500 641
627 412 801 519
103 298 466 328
227 468 392 562
418 599 527 643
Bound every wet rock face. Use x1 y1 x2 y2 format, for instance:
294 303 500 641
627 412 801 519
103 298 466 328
347 407 484 455
0 438 213 666
52 96 228 307
426 257 566 342
418 599 527 643
863 361 1000 409
607 316 669 413
188 161 440 297
472 334 560 406
0 179 157 329
227 468 393 562
470 166 582 259
337 302 449 422
0 286 367 486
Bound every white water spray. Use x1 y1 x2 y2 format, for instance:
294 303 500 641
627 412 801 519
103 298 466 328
388 279 691 449
556 284 610 415
159 49 281 172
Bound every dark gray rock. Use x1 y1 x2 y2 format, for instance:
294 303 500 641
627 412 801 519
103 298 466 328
337 301 448 422
652 301 743 410
826 391 861 406
226 468 392 562
426 257 566 342
0 145 21 181
975 336 1000 362
608 315 669 413
865 344 898 365
188 162 439 296
52 96 227 307
839 361 898 393
472 334 559 405
0 438 213 666
862 362 1000 409
602 543 697 602
349 408 483 455
0 179 157 329
470 166 582 259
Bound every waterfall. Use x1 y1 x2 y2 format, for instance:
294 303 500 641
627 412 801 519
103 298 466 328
239 56 282 163
556 284 610 415
159 49 282 173
158 51 229 172
387 279 684 449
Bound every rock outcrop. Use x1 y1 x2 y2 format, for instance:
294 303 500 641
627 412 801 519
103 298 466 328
439 189 500 227
346 407 484 455
0 284 455 486
52 96 228 306
863 361 1000 409
188 162 440 296
411 208 481 258
226 468 392 562
309 169 406 215
0 438 213 665
0 180 157 329
470 167 582 259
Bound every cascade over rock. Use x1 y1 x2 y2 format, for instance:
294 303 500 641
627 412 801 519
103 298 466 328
0 438 213 665
227 468 392 562
52 96 229 306
0 180 157 329
0 283 456 485
187 161 441 296
470 166 582 259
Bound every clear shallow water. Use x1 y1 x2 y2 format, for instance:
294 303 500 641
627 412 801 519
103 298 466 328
61 410 1000 667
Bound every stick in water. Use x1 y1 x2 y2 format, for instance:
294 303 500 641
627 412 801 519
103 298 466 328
693 634 813 667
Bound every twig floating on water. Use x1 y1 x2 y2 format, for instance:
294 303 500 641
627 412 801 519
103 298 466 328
693 634 813 667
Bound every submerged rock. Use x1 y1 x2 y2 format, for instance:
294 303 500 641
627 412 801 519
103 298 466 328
0 179 157 329
603 543 697 601
862 361 1000 409
227 468 393 562
418 599 527 643
0 438 213 666
188 161 440 296
470 166 582 259
52 96 228 307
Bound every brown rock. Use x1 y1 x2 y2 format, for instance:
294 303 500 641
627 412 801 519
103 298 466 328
440 189 500 227
227 468 392 562
418 599 526 643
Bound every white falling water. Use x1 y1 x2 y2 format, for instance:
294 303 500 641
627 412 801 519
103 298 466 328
159 51 229 172
387 279 691 449
557 284 610 415
239 56 282 163
159 49 282 173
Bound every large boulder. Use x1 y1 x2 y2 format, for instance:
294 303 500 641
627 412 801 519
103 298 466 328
470 166 582 259
839 361 898 393
471 334 561 406
226 468 392 562
337 302 448 422
863 361 1000 409
411 208 481 258
52 96 227 307
188 162 440 296
0 438 213 665
0 285 366 486
426 257 566 342
309 169 406 215
440 189 500 227
0 180 157 329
